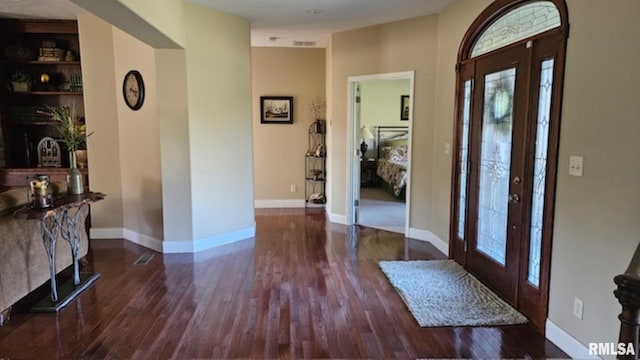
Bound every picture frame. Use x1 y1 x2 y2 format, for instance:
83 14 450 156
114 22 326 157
260 96 294 124
400 95 410 121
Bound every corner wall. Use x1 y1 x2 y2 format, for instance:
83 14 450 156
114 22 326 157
77 1 256 253
77 13 123 231
251 47 326 207
328 15 440 232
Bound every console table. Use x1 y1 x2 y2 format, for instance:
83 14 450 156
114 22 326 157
13 192 105 312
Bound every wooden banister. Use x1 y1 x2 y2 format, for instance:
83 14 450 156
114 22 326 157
614 242 640 359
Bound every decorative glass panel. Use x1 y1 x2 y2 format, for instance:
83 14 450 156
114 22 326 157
471 1 561 57
457 80 472 240
528 59 554 287
476 68 516 266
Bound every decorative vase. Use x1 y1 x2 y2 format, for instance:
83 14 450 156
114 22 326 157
67 151 84 194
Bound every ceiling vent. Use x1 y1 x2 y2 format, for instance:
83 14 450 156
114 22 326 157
293 41 316 47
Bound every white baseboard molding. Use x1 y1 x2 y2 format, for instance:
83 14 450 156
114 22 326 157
546 319 596 359
91 225 256 255
407 228 449 256
122 229 163 253
327 211 348 225
90 227 124 239
162 225 256 254
255 199 305 208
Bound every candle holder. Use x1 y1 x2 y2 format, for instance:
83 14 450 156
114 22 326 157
27 174 53 208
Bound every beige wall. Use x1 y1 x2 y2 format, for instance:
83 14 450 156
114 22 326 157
183 4 255 240
78 14 163 241
77 2 255 250
251 47 326 204
547 0 640 349
328 15 439 230
77 14 123 230
112 28 163 241
360 79 410 128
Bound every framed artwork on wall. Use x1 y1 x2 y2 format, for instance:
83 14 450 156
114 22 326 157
400 95 410 121
260 96 293 124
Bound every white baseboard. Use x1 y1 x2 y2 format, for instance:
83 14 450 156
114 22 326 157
90 227 124 239
327 211 348 225
255 199 305 208
162 225 256 253
91 226 256 255
546 319 596 359
122 229 163 253
407 228 449 256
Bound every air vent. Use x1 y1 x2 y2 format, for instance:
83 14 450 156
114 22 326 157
293 41 316 47
133 253 154 265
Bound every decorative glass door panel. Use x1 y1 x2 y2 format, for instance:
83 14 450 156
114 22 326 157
452 0 568 332
527 58 555 287
476 68 516 266
464 44 530 304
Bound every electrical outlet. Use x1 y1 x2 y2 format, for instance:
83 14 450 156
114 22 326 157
290 184 296 193
569 156 584 177
573 297 584 319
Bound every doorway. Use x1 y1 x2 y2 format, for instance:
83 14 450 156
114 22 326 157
347 71 415 235
450 0 568 332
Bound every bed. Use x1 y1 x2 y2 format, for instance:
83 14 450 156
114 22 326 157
375 126 409 200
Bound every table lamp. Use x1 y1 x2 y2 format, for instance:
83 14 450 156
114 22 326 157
360 125 374 159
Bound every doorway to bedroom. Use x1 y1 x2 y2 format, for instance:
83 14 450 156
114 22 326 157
347 71 414 235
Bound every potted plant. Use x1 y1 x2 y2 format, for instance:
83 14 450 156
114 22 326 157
40 105 92 194
10 71 32 92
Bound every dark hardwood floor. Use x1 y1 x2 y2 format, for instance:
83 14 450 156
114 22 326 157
0 208 568 359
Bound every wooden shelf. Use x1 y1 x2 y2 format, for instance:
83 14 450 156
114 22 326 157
10 121 57 126
0 19 84 169
6 91 83 96
3 60 81 65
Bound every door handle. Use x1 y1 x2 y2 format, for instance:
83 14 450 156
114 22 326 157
509 193 520 203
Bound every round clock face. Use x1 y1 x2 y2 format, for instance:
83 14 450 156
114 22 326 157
123 70 145 110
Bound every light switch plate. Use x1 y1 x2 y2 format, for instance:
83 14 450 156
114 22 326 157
569 156 584 177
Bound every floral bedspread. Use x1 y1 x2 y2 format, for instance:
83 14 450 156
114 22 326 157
376 159 407 196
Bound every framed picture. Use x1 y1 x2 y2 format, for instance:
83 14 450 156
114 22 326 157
400 95 410 121
260 96 294 124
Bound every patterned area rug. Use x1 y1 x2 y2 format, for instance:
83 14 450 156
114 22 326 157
379 259 528 327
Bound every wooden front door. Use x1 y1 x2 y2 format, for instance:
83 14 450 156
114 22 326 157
464 44 530 305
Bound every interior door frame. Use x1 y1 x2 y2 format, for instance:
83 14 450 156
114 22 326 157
346 71 415 232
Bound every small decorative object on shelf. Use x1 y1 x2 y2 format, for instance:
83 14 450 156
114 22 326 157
36 137 61 168
10 71 31 92
39 106 92 194
27 174 52 208
0 19 85 169
305 119 326 206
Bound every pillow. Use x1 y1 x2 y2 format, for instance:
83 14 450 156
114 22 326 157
381 145 408 162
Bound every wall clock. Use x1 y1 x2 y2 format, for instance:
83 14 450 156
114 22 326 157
123 70 145 110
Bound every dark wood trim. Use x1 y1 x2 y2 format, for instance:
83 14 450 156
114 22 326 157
451 0 570 334
457 0 569 63
0 168 88 188
0 19 78 34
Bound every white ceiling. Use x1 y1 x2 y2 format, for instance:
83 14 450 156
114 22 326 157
0 0 455 47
